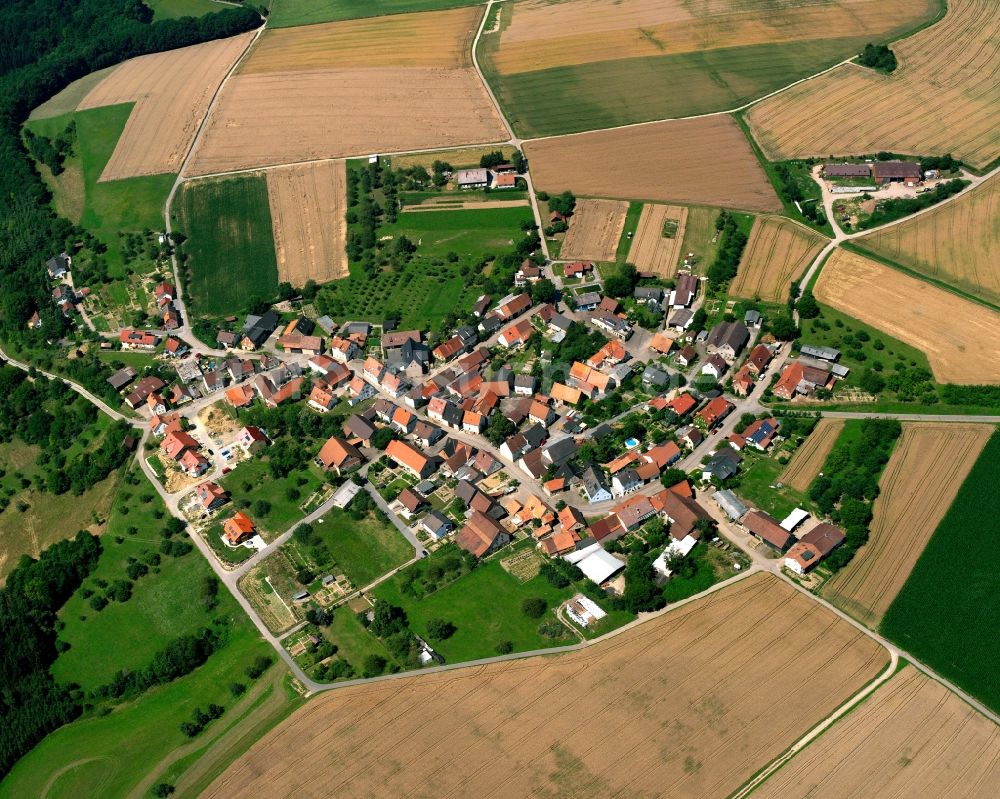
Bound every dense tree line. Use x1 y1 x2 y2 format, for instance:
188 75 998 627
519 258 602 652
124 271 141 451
706 211 749 289
808 419 902 570
0 532 102 778
857 179 968 229
0 0 260 347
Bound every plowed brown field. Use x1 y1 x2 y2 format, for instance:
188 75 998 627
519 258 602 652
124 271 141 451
780 419 844 492
754 666 1000 799
241 6 479 72
188 68 507 175
746 0 1000 169
560 198 629 261
730 216 827 302
77 33 253 181
266 160 348 286
493 0 931 74
524 117 780 211
822 423 993 626
857 172 1000 306
627 204 688 277
203 573 887 799
814 249 1000 384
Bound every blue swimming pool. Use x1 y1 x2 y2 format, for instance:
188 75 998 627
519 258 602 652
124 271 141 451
624 437 640 449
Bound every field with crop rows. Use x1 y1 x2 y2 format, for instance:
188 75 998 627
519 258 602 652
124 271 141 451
814 248 1000 385
822 423 993 627
779 419 844 492
478 0 937 137
560 198 629 262
746 0 1000 169
856 171 1000 306
626 204 688 277
204 573 887 798
729 215 827 302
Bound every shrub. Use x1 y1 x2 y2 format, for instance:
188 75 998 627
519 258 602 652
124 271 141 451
521 597 547 619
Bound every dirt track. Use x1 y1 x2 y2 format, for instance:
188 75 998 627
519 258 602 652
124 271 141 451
524 117 781 211
203 573 886 799
814 248 1000 384
560 198 629 261
77 34 253 181
822 422 993 626
780 419 844 492
753 665 1000 798
627 204 688 277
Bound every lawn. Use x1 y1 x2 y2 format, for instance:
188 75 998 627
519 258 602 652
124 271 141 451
380 206 534 259
175 174 279 316
677 206 722 275
481 39 878 138
267 0 482 27
50 476 233 691
731 451 809 520
220 456 325 540
615 201 643 263
373 542 606 663
315 507 413 588
26 104 175 276
145 0 224 20
881 431 1000 713
324 606 397 670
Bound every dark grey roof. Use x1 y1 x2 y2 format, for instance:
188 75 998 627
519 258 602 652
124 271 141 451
633 286 664 301
522 423 547 448
582 464 610 496
705 450 740 479
543 436 578 465
707 321 749 353
642 366 669 386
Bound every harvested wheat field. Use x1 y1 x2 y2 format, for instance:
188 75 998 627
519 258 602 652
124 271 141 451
77 33 253 180
560 199 629 261
814 249 1000 384
823 423 993 627
780 419 844 492
754 666 1000 799
204 573 887 799
524 117 780 211
241 6 480 72
746 0 1000 169
857 172 1000 306
627 204 688 277
266 160 348 286
730 216 827 302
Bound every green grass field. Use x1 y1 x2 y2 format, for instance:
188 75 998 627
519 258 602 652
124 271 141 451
50 480 227 691
220 457 324 540
145 0 224 20
481 38 882 138
267 0 482 27
316 507 412 587
324 607 397 669
677 206 722 275
26 104 175 276
28 65 119 121
176 174 279 316
382 206 533 258
881 431 1000 713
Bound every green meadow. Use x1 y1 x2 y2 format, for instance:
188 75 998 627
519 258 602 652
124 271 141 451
268 0 482 27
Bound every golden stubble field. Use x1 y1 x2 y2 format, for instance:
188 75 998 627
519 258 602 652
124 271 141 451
559 198 629 261
780 418 845 492
822 423 993 627
627 203 688 277
746 0 1000 169
492 0 933 74
203 573 888 799
266 160 348 286
77 33 253 180
814 249 1000 384
858 172 1000 306
524 117 781 211
754 666 1000 798
188 7 506 175
730 216 827 302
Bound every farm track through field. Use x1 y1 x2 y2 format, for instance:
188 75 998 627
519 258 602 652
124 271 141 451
822 423 994 627
780 419 844 492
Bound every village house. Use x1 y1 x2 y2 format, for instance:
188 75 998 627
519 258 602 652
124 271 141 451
784 523 845 574
456 511 509 558
163 337 187 357
575 292 602 312
125 376 166 409
706 321 750 362
225 384 256 409
342 413 377 447
701 353 728 380
702 449 740 482
746 343 773 376
420 511 453 540
455 168 488 189
774 361 835 400
238 426 269 454
146 392 167 416
46 252 71 279
676 345 697 367
590 311 633 341
240 310 281 351
316 436 364 474
671 274 699 308
650 331 674 355
581 464 612 503
223 512 256 545
732 365 754 397
669 309 694 331
162 428 198 461
564 261 592 279
195 481 228 512
695 396 733 429
498 318 534 349
328 336 359 363
396 488 426 519
742 418 779 450
179 448 210 476
107 367 137 392
119 329 158 351
386 439 437 479
666 392 697 416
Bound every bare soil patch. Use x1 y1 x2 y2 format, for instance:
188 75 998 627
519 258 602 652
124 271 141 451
203 573 886 799
242 6 480 73
754 665 1000 798
189 67 507 175
77 33 253 181
524 117 781 211
858 172 1000 306
391 145 516 171
560 198 629 261
746 0 1000 169
814 249 1000 384
730 215 826 302
780 419 844 492
822 423 993 626
267 160 349 285
626 203 688 277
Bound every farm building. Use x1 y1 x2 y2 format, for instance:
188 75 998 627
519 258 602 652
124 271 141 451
743 510 791 551
713 489 747 521
872 161 922 184
823 163 871 178
784 523 845 574
800 344 840 361
456 168 489 188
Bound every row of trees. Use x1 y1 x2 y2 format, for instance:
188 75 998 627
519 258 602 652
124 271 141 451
706 211 750 289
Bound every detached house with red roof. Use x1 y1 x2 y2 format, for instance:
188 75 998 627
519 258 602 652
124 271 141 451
119 329 158 351
195 481 228 512
315 436 364 475
386 439 437 479
223 512 256 545
695 397 734 429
